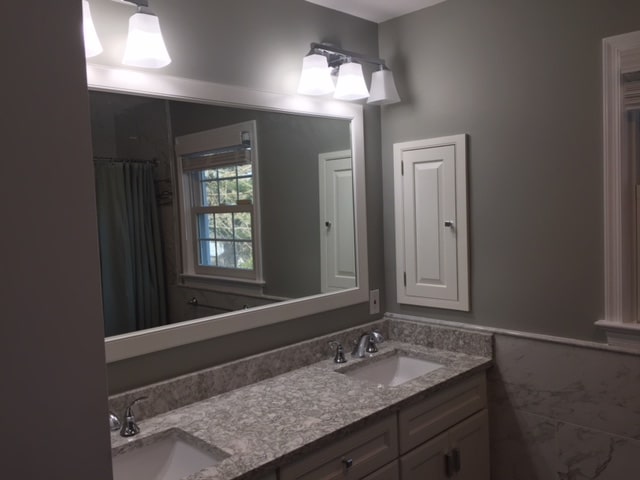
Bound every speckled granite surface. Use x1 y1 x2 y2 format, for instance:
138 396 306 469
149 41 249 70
109 318 492 422
110 323 492 480
386 316 493 357
109 320 387 422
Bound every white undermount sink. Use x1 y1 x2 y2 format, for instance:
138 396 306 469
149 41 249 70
341 352 444 386
112 429 229 480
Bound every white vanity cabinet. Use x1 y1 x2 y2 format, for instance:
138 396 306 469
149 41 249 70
400 410 489 480
398 373 489 480
277 372 488 480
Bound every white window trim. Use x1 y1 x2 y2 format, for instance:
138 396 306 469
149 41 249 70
597 30 640 349
175 121 263 286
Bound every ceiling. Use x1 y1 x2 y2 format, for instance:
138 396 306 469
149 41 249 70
305 0 448 23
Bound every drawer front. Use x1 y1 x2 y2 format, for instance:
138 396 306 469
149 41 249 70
361 460 399 480
280 415 398 480
398 373 486 454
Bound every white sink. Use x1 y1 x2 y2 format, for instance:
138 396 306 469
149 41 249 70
341 353 444 386
112 429 228 480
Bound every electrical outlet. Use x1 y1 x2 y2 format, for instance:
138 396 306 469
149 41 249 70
369 289 380 314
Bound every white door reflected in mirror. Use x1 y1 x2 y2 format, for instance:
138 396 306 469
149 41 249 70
319 150 356 293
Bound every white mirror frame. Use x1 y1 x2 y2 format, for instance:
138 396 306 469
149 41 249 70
86 65 369 363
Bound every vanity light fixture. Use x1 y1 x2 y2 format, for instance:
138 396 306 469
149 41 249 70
82 0 103 58
122 0 171 68
81 0 171 68
368 66 401 105
297 43 401 105
334 60 369 101
297 54 335 95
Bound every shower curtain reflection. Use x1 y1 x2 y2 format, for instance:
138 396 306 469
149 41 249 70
94 159 167 336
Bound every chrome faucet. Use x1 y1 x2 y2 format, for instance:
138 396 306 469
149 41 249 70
352 329 384 358
329 341 348 363
120 396 147 437
109 411 121 432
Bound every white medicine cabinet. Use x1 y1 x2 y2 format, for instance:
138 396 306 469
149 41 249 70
393 134 469 311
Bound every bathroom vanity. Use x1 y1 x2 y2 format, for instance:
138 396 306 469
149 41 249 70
109 318 492 480
280 372 487 480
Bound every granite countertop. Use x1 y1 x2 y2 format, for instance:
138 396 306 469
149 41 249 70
110 339 492 480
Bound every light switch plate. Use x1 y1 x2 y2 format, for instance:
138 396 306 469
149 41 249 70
369 289 380 314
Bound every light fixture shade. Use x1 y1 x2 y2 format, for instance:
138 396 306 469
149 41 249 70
368 69 401 105
297 54 335 95
334 62 369 101
82 1 103 58
122 12 171 68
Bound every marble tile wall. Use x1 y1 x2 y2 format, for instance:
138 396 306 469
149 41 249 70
489 334 640 479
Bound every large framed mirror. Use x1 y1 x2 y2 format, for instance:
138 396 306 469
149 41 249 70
87 65 368 363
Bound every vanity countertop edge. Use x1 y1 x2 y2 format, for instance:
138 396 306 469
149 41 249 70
110 330 493 480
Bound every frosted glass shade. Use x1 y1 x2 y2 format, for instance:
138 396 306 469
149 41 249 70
368 69 401 105
297 54 335 95
82 1 103 58
334 62 369 101
122 12 171 68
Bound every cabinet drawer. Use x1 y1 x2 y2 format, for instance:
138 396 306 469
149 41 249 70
398 373 486 454
362 460 399 480
280 415 398 480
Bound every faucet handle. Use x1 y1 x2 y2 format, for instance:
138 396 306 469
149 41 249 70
371 329 384 343
120 396 148 437
329 341 347 364
109 411 121 432
365 329 384 353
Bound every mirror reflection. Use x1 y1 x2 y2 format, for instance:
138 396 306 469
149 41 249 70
89 91 356 337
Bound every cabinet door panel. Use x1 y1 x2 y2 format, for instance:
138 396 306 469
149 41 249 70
399 431 449 480
393 134 469 311
402 145 457 301
448 410 490 480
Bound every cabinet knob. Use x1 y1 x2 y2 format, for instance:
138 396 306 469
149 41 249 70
342 458 353 469
444 220 454 228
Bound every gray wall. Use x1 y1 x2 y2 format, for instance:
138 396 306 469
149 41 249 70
379 0 640 341
0 1 112 478
86 0 384 393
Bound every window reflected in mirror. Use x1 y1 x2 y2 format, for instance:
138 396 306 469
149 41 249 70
89 91 356 338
